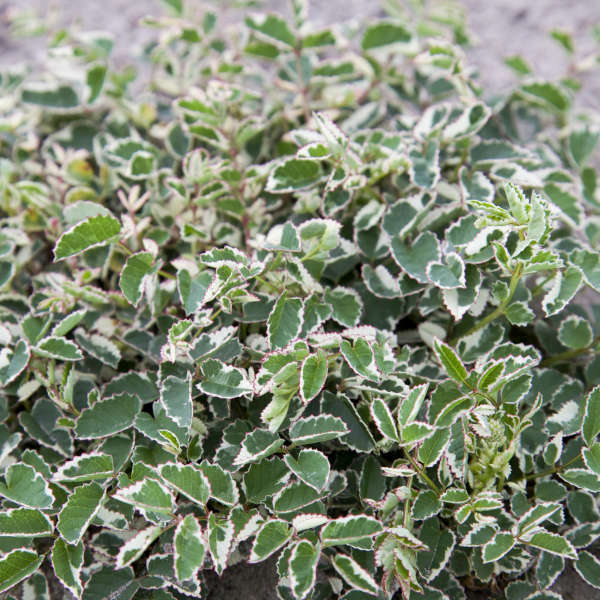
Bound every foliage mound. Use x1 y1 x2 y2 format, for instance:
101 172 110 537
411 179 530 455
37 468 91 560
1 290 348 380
0 1 600 598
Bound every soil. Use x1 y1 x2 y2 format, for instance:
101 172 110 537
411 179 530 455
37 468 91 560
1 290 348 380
1 0 600 599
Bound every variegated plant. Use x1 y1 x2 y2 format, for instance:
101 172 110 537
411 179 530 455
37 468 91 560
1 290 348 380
0 0 599 599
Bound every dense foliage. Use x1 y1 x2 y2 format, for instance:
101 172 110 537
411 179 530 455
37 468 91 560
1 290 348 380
0 0 600 598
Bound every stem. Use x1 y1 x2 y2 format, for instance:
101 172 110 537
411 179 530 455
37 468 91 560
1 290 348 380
403 448 440 495
118 241 132 255
293 47 311 124
403 477 413 528
540 334 600 367
531 272 557 297
519 455 580 482
255 275 281 295
158 269 176 280
450 263 523 344
48 359 55 388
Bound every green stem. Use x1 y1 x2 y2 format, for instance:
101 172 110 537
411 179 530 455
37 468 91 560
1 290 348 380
531 271 557 297
540 334 600 367
158 269 175 280
118 241 133 255
450 263 523 344
255 275 281 295
519 455 580 482
403 449 440 495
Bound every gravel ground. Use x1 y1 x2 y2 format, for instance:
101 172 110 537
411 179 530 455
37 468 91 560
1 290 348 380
1 0 600 599
1 0 599 106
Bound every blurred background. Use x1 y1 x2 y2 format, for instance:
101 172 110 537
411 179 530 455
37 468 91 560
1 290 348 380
0 0 599 108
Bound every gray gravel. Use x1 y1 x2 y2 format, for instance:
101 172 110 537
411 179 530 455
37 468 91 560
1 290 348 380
1 0 599 108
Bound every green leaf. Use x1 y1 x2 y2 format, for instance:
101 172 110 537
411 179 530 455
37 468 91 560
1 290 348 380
160 463 210 506
545 183 583 225
419 427 451 467
288 415 348 445
321 391 375 452
517 503 562 534
54 214 121 261
331 553 378 595
391 232 440 284
523 532 577 559
401 422 435 445
321 515 383 548
57 482 105 544
370 397 398 441
22 84 79 109
113 478 175 515
362 22 412 50
249 519 292 563
560 469 600 492
0 341 30 386
245 14 295 47
504 55 532 75
160 375 192 430
340 338 380 382
207 513 234 575
51 309 86 337
434 396 474 428
263 222 301 252
273 481 322 513
433 338 468 385
86 64 106 103
284 449 329 491
74 331 120 368
178 270 213 315
427 253 466 289
505 301 535 326
325 287 362 327
0 550 43 594
120 252 154 306
174 515 206 582
34 337 83 361
360 454 385 502
409 141 440 188
198 359 252 399
582 444 600 476
197 461 239 506
0 508 53 537
116 524 163 568
417 518 456 582
267 294 304 350
362 264 401 298
289 540 319 600
0 464 54 509
558 315 593 349
75 393 142 439
482 533 515 562
583 387 600 447
574 551 600 589
542 266 583 316
398 384 429 427
570 249 600 293
300 350 327 403
536 551 565 589
234 429 284 467
412 490 442 520
53 453 114 482
267 159 322 193
519 81 571 113
52 538 83 598
569 129 599 168
243 458 290 503
81 566 135 600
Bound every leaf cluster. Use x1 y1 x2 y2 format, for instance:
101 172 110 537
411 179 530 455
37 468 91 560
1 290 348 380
0 1 599 599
